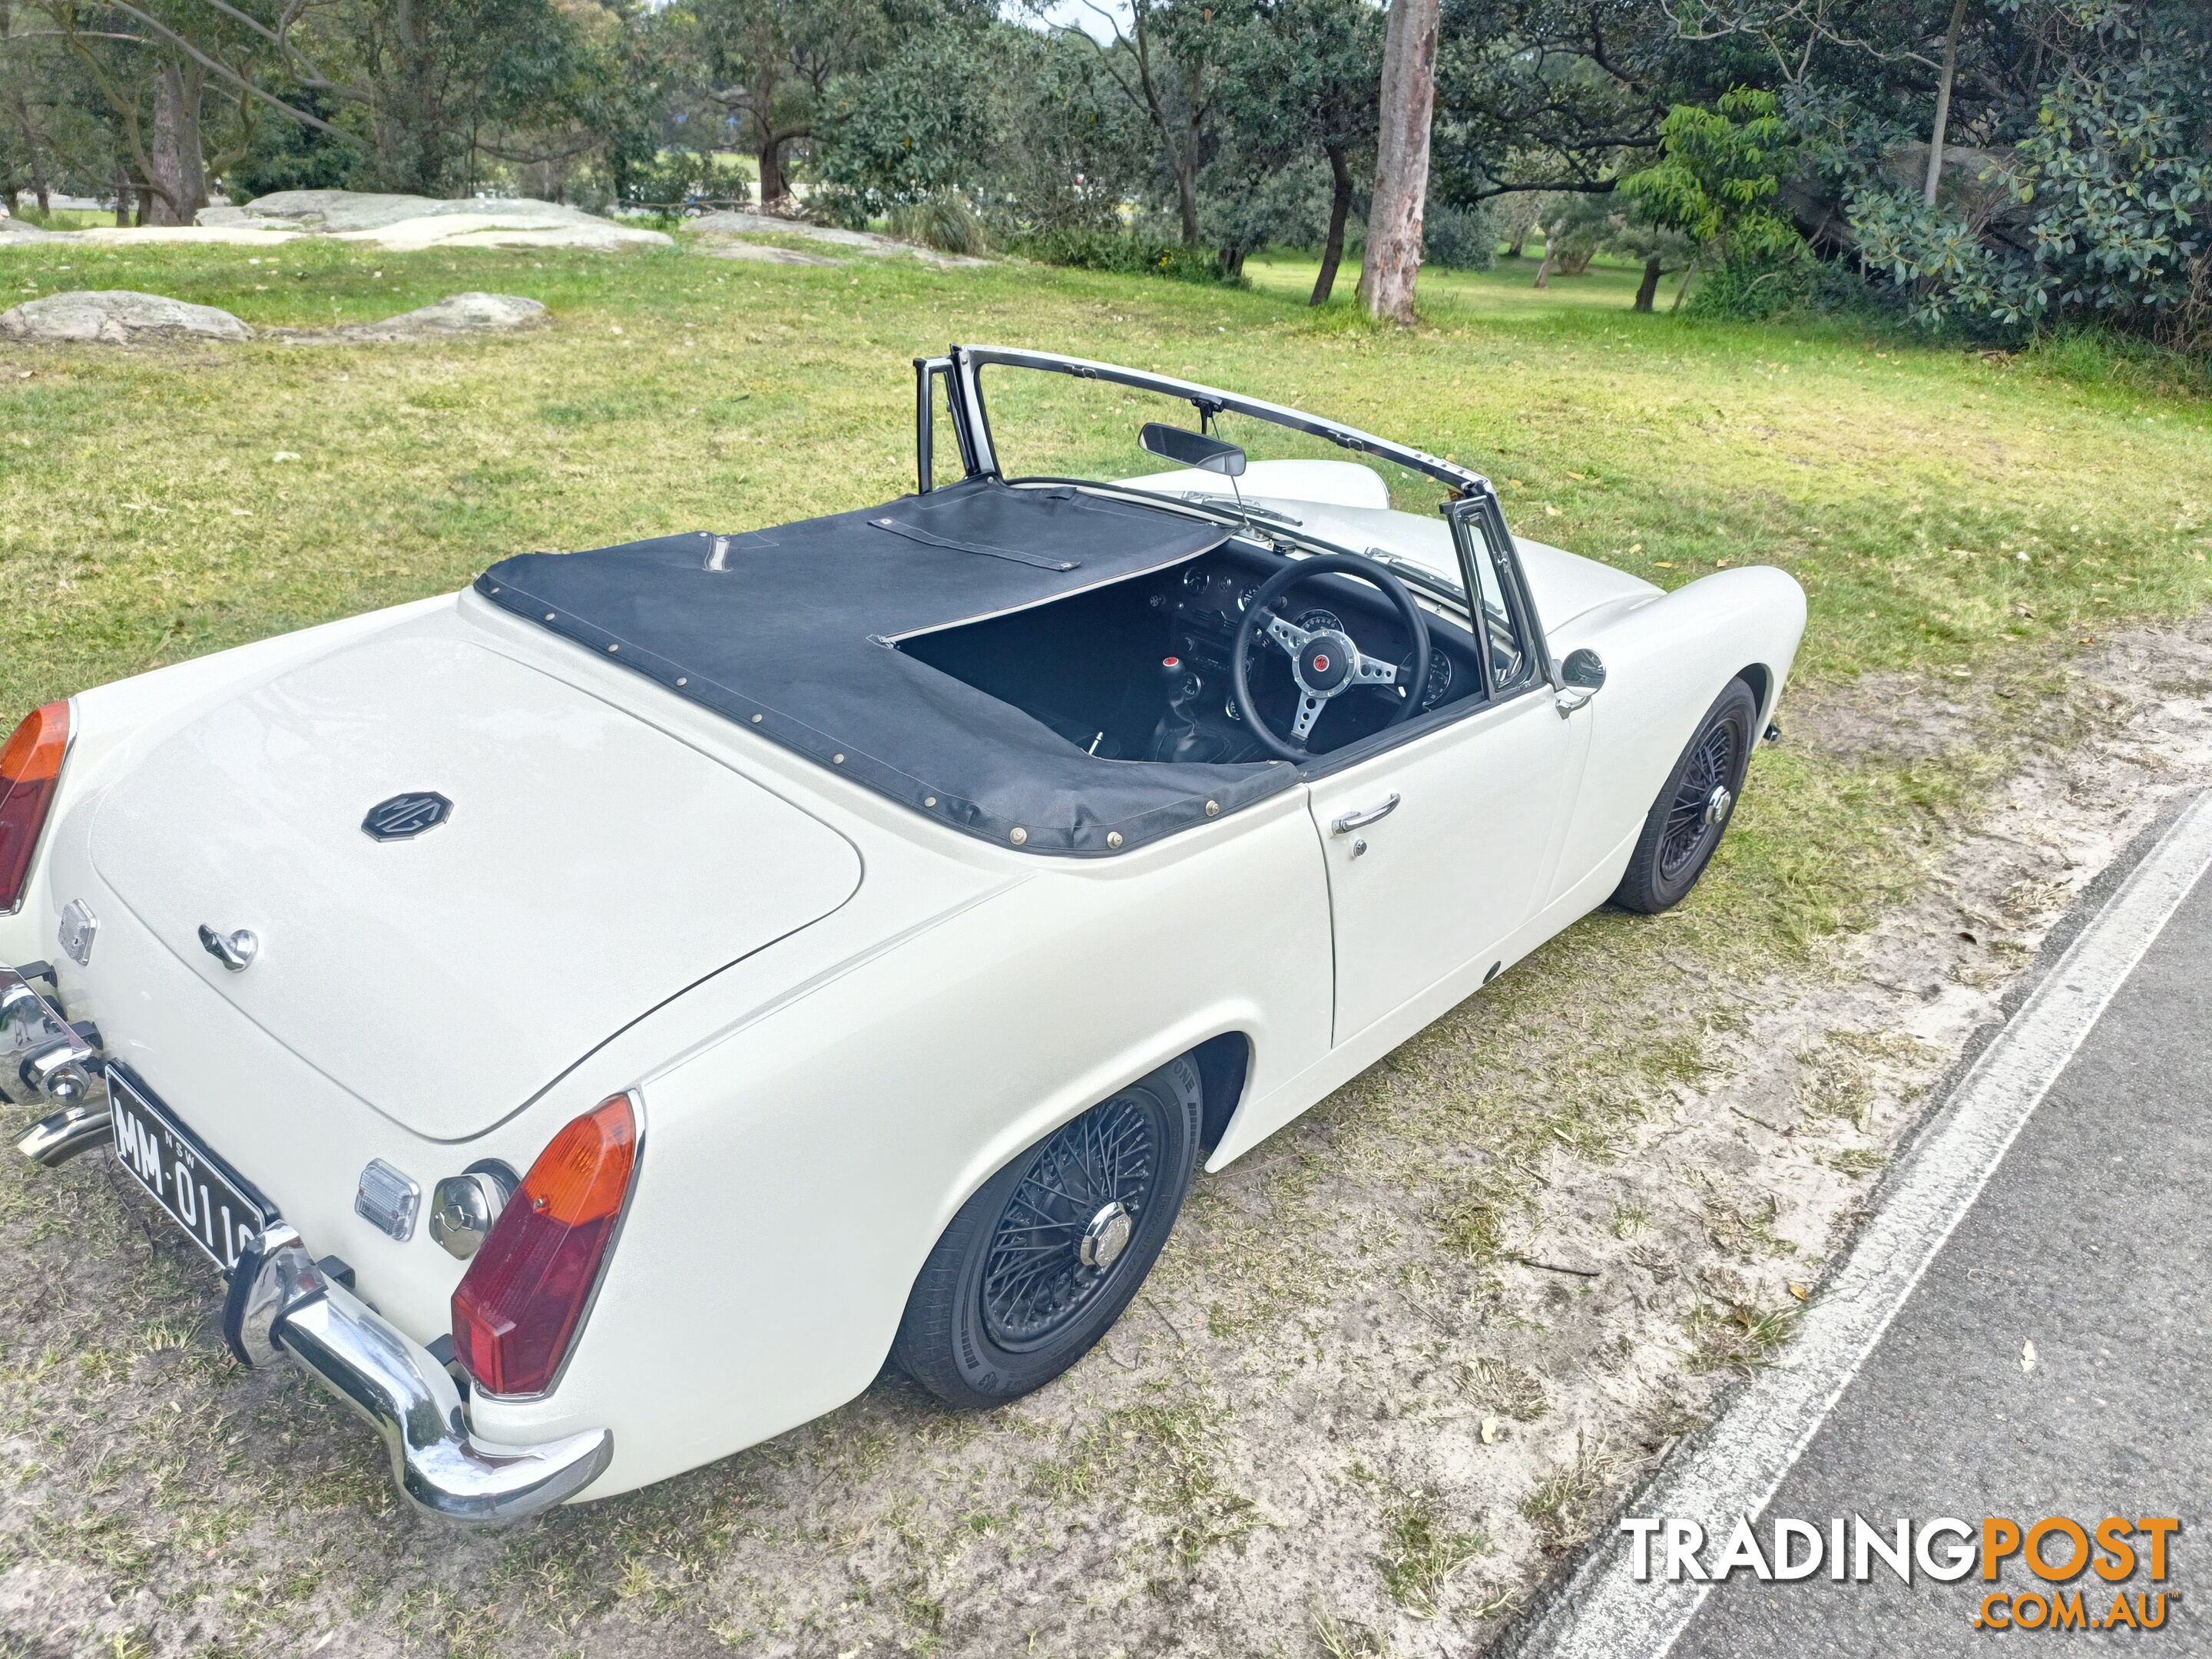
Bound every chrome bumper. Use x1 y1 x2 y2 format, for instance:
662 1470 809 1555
223 1224 614 1521
16 1099 112 1166
2 964 101 1121
9 986 611 1521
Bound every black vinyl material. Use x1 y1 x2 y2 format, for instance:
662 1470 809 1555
477 478 1299 854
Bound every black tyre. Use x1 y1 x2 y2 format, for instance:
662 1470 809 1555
1611 678 1759 916
892 1055 1203 1409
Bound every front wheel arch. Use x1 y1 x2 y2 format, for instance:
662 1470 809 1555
1608 675 1760 916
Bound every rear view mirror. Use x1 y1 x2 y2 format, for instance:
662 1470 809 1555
1140 422 1246 477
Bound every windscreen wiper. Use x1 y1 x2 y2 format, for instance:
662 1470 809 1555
1183 493 1303 528
1361 545 1466 606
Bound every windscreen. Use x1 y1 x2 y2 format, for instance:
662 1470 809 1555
973 362 1461 522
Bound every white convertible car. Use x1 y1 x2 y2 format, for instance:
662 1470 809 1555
0 347 1803 1519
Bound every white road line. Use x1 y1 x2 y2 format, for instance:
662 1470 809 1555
1515 790 2212 1659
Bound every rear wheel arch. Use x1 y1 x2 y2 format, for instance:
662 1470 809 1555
891 1053 1204 1408
1192 1031 1252 1153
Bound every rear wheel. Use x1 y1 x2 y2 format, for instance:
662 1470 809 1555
892 1056 1202 1409
1611 679 1758 915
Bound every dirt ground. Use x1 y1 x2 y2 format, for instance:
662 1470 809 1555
4 617 2211 1659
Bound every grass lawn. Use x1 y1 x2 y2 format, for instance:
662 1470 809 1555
2 233 2210 1654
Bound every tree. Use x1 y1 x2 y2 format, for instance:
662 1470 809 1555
1846 0 2212 349
1359 0 1442 323
1212 0 1382 301
1054 0 1243 248
1430 0 1685 209
1922 0 1967 204
1618 86 1803 270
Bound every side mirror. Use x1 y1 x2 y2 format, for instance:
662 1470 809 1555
1555 647 1605 717
1140 422 1246 478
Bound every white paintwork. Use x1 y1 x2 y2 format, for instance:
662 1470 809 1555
1307 687 1584 1041
1 447 1806 1505
88 625 863 1139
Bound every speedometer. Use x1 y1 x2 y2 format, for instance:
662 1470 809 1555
1295 609 1343 634
1419 652 1454 711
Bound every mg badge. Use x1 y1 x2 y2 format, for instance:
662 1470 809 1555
57 900 98 968
362 792 452 842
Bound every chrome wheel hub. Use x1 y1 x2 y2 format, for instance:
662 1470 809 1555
1703 784 1734 827
1079 1201 1134 1269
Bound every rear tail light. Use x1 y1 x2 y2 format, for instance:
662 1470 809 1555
0 702 70 913
451 1094 638 1397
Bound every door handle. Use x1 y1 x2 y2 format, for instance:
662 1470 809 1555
1331 793 1401 835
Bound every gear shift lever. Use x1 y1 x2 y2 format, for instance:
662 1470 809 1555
1151 655 1214 763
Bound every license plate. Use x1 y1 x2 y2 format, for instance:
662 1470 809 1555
107 1068 275 1271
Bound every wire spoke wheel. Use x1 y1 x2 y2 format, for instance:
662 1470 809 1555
1657 714 1743 881
980 1091 1161 1352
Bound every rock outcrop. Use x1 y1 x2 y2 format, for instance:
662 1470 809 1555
0 290 253 344
687 210 988 268
1 289 549 345
200 191 672 250
293 291 549 342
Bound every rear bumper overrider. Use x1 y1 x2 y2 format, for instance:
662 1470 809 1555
8 967 611 1522
224 1225 614 1521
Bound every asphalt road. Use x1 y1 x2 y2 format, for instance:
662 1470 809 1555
1667 853 2212 1654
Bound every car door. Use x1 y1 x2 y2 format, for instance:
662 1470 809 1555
1303 510 1590 1047
1305 680 1582 1045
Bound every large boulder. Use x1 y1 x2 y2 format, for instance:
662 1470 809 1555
297 291 549 343
0 290 251 344
688 209 989 268
200 190 671 250
706 242 843 267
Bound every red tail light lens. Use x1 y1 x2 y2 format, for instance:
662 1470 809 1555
451 1094 638 1397
0 702 70 913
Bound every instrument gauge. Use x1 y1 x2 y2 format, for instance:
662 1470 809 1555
1295 609 1344 635
1419 652 1455 711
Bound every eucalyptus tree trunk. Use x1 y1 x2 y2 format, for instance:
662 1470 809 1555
1634 255 1662 312
1924 0 1969 207
144 60 209 226
1532 220 1561 288
1310 143 1354 305
757 134 784 208
1356 0 1441 326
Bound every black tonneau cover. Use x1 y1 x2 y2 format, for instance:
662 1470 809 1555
477 478 1296 854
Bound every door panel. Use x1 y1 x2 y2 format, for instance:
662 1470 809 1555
1306 690 1583 1043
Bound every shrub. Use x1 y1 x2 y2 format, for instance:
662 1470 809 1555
1011 227 1233 284
1423 203 1498 271
886 191 991 256
1687 250 1879 323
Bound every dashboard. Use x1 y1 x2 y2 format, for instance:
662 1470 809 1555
1154 548 1479 746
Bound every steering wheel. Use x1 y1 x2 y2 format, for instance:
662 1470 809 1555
1229 553 1433 763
